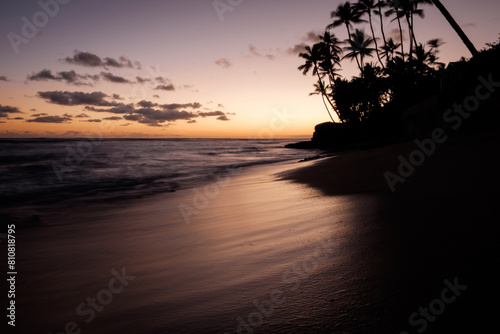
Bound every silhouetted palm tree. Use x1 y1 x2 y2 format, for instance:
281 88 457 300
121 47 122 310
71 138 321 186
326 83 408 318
318 31 343 85
298 44 338 122
399 0 421 60
429 0 478 56
356 0 385 68
385 0 405 61
374 1 389 61
381 38 401 61
328 2 365 70
344 29 375 73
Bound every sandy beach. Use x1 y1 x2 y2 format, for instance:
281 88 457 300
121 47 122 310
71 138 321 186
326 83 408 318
4 128 498 333
8 160 379 334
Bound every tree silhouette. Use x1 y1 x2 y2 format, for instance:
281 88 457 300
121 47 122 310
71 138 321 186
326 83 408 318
385 0 406 61
328 2 365 71
344 29 376 73
430 0 478 57
298 44 339 122
374 1 390 61
356 0 385 68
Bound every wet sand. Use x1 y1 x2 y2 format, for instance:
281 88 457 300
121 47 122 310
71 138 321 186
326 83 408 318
7 130 499 333
283 129 500 332
9 161 383 333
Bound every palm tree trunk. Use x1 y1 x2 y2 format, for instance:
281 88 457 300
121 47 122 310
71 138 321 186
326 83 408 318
368 12 385 68
395 11 405 61
345 23 363 74
431 0 479 57
406 14 414 61
314 64 337 122
410 12 418 49
377 3 390 62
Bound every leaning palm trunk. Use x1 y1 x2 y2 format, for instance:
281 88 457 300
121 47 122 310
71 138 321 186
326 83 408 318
430 0 478 57
395 10 405 61
406 14 415 60
313 64 338 122
377 3 390 61
367 11 385 68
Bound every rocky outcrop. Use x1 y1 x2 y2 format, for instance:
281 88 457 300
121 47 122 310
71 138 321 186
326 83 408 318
286 122 358 149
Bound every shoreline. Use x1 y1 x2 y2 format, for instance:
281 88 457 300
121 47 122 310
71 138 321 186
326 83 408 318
282 128 500 332
6 129 499 333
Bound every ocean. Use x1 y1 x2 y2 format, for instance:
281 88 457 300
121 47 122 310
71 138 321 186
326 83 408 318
0 138 317 212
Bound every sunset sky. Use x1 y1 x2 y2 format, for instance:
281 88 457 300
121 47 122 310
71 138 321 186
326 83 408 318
1 0 499 138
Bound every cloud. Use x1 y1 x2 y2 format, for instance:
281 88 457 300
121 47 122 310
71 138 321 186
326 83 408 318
134 108 197 126
8 117 24 120
103 116 123 121
286 43 308 56
303 30 322 43
153 95 160 98
198 111 225 117
123 114 141 121
64 51 140 69
31 94 229 128
0 76 8 81
248 44 276 60
137 100 157 108
389 28 408 42
101 72 130 83
84 119 102 122
155 76 169 84
27 69 98 85
84 104 136 114
162 102 202 110
215 58 232 68
0 105 23 118
286 30 323 56
463 22 476 28
155 84 175 91
38 91 121 106
26 115 72 123
136 76 151 83
217 115 230 121
64 51 103 67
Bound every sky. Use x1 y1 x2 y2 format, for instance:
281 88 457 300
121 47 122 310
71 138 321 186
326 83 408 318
0 0 499 138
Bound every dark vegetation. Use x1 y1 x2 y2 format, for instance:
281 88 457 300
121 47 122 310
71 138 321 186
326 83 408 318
287 0 500 149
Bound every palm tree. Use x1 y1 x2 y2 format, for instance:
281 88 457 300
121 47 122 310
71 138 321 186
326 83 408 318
356 0 385 68
429 0 478 57
344 29 376 73
318 31 343 85
385 0 406 61
328 2 365 70
374 1 389 61
298 44 338 122
381 38 401 62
